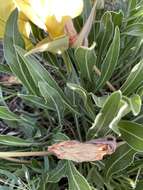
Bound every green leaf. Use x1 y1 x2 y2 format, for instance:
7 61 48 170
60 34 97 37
136 86 143 97
16 46 79 114
87 91 122 138
109 99 130 135
67 83 88 104
75 43 97 86
47 161 67 183
52 132 70 143
126 9 143 22
83 0 92 21
109 94 142 135
129 94 142 116
0 106 20 121
87 167 104 188
38 82 64 125
96 26 120 90
0 169 19 183
25 36 69 56
135 180 143 190
103 144 135 181
118 120 143 151
0 135 33 146
123 23 143 37
4 10 39 95
96 12 114 62
91 93 109 108
96 0 104 9
0 64 12 74
74 1 96 47
18 94 55 111
0 187 11 190
66 161 92 190
15 46 78 114
67 83 95 119
120 60 143 95
15 46 61 94
111 11 123 27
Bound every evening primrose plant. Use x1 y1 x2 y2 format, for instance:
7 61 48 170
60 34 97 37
0 0 143 189
0 0 32 48
0 0 84 51
14 0 84 39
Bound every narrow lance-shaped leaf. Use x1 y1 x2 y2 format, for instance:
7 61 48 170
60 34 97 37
4 10 39 95
129 94 142 116
135 180 143 190
38 82 64 126
0 106 20 121
15 46 62 94
82 0 92 22
0 135 33 147
96 26 120 90
75 43 97 84
118 120 143 152
136 86 143 97
15 46 78 114
123 23 143 37
26 36 69 56
109 99 130 135
91 93 109 108
96 12 114 63
47 160 92 190
73 0 96 47
47 161 67 183
66 161 92 190
111 11 123 27
120 60 143 95
87 91 122 139
67 83 95 119
0 64 12 74
18 94 55 111
87 167 104 188
110 94 142 135
103 144 135 181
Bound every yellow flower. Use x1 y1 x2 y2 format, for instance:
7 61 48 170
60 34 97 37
18 12 33 49
0 0 15 38
14 0 84 39
0 0 32 49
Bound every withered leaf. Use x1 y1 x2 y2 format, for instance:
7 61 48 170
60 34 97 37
0 75 20 86
48 138 116 163
64 19 78 45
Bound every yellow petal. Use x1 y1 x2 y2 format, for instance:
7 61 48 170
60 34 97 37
18 12 33 49
14 0 83 38
50 0 84 21
45 0 83 38
0 0 16 38
45 16 70 39
0 0 32 49
14 0 47 30
67 0 84 18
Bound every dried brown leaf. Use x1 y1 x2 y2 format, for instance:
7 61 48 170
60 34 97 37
48 138 116 163
0 75 21 86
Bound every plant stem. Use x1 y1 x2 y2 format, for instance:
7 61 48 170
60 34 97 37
93 65 116 92
0 151 50 158
62 51 72 73
0 157 31 164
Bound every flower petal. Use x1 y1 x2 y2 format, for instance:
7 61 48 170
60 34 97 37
0 0 16 38
45 16 70 38
18 12 33 49
14 0 47 30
